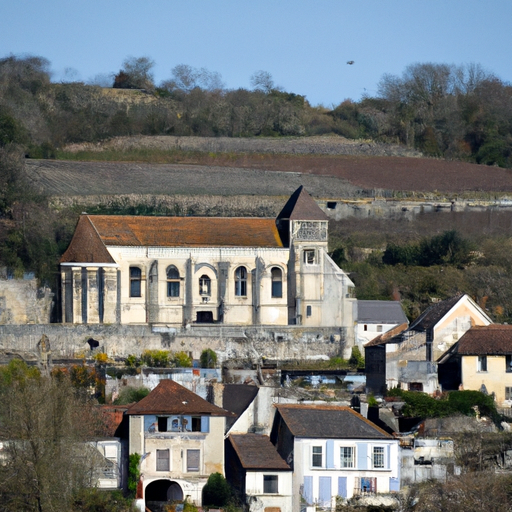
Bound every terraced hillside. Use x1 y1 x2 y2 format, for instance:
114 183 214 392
45 135 512 198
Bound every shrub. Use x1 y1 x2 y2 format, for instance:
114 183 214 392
141 349 170 367
125 354 141 368
113 386 150 405
202 472 231 507
128 453 141 498
173 351 193 368
200 348 217 368
348 346 365 368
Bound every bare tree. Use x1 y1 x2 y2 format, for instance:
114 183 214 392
113 56 155 90
250 70 275 93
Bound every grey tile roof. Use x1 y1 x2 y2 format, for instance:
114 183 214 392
275 404 392 439
409 294 464 331
276 186 329 221
357 300 408 325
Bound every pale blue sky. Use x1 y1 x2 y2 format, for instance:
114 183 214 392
2 0 511 106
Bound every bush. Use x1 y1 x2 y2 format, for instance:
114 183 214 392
200 349 217 368
173 351 192 368
348 346 365 368
128 453 141 498
141 349 170 367
113 386 150 405
202 472 231 507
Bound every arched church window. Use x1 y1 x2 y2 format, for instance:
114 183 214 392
167 266 180 297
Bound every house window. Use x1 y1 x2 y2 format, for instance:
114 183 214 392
235 266 247 297
303 249 316 265
263 475 278 494
157 416 168 432
187 449 200 472
340 447 354 468
478 355 487 372
356 477 377 494
363 325 368 332
506 355 512 373
506 387 512 400
199 275 211 297
130 267 142 297
271 267 283 298
377 325 383 333
156 449 170 471
306 305 312 317
312 446 323 467
167 266 180 297
373 447 385 469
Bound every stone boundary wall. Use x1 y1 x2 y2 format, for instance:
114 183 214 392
0 324 348 364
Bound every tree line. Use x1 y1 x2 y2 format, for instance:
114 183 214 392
0 55 511 167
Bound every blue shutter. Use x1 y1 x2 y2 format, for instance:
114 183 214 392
326 440 334 469
303 476 313 505
390 477 400 492
338 477 347 498
319 476 332 507
356 443 368 469
201 416 210 433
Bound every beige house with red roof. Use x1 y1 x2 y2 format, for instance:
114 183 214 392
60 187 355 335
438 325 512 405
126 379 235 509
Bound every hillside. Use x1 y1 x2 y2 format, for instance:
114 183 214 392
35 135 512 199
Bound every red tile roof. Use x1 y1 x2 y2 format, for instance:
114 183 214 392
61 214 284 264
228 434 291 470
452 325 512 355
126 379 235 416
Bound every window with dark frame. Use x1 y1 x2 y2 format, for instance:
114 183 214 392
235 266 247 297
506 355 512 373
312 446 322 467
156 449 170 471
271 267 283 298
187 449 200 472
199 275 211 296
306 305 312 317
157 416 168 432
130 267 142 297
167 266 180 297
478 355 487 372
506 387 512 400
303 249 316 265
263 475 278 493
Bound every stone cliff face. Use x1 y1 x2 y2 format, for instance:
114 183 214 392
0 277 53 325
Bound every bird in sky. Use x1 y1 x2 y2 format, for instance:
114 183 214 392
347 61 354 65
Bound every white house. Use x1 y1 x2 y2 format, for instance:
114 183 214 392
226 433 293 512
356 300 408 349
270 404 400 511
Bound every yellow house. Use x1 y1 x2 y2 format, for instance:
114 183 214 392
60 187 355 332
126 379 235 509
438 325 512 405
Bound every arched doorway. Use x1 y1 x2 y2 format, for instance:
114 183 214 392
145 480 184 511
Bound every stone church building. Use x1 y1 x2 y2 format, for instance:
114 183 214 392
60 187 355 338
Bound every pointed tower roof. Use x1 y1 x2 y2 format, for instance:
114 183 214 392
60 215 115 264
276 186 329 221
